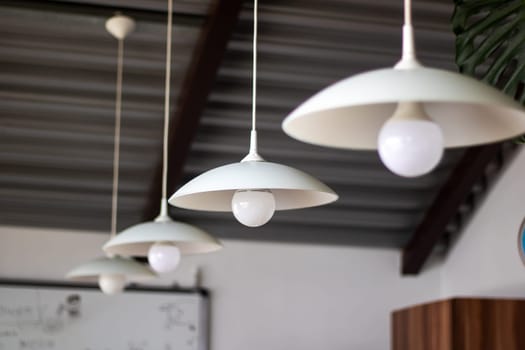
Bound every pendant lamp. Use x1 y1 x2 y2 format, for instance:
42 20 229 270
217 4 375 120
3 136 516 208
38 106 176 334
168 0 338 227
103 0 222 274
282 0 525 178
67 14 156 295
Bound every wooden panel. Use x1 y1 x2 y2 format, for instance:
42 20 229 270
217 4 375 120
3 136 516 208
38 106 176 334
392 300 452 350
392 298 525 350
452 299 525 350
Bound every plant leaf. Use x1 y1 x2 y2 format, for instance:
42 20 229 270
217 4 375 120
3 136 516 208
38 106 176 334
453 0 525 102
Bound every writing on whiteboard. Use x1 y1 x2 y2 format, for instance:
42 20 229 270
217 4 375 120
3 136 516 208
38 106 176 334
0 286 206 350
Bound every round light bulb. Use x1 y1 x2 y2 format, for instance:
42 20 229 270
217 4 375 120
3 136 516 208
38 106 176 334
231 189 276 227
98 274 126 295
148 242 181 274
378 103 444 177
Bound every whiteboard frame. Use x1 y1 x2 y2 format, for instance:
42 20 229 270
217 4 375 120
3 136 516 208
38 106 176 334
0 278 210 350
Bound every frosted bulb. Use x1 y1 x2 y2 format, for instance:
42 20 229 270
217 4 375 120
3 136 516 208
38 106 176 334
98 274 126 295
231 189 275 227
378 103 444 177
148 242 181 274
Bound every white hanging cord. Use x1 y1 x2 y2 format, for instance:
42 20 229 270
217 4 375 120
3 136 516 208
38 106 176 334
404 0 412 26
395 0 420 69
111 38 124 238
159 0 174 217
244 0 263 161
251 0 258 133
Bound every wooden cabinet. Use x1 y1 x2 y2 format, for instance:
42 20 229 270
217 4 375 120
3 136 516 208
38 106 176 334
392 298 525 350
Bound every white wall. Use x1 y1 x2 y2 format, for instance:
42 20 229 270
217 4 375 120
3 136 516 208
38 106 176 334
0 225 441 350
5 151 525 349
442 147 525 298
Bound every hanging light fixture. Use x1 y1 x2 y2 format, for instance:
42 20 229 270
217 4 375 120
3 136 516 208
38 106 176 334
67 14 156 295
168 0 338 227
282 0 525 178
103 0 222 274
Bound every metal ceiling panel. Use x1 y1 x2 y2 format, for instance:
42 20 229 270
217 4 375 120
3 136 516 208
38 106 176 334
0 2 204 231
0 0 475 249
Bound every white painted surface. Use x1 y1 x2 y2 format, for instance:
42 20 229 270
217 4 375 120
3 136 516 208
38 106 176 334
0 225 440 350
442 147 525 298
4 148 525 350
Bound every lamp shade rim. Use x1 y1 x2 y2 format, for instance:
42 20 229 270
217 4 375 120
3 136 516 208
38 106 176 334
103 219 223 256
169 160 338 211
283 66 525 149
66 256 156 282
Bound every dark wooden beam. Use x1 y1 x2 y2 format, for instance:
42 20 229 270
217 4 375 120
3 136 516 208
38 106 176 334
143 0 244 220
402 143 504 275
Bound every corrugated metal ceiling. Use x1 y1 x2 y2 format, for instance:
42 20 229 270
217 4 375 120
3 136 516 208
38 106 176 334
0 0 469 248
0 2 205 229
176 0 465 246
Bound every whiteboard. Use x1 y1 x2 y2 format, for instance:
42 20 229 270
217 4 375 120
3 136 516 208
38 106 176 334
0 281 209 350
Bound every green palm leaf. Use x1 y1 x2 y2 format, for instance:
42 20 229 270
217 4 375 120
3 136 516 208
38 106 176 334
453 0 525 104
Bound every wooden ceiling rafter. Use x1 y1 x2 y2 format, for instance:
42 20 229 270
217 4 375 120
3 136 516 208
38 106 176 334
401 143 515 275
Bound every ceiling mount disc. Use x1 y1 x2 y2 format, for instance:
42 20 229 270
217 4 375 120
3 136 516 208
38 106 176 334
105 14 136 40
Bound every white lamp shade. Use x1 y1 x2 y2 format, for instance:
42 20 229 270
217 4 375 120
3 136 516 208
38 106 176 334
169 160 338 211
66 256 155 282
282 66 525 150
103 218 223 256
